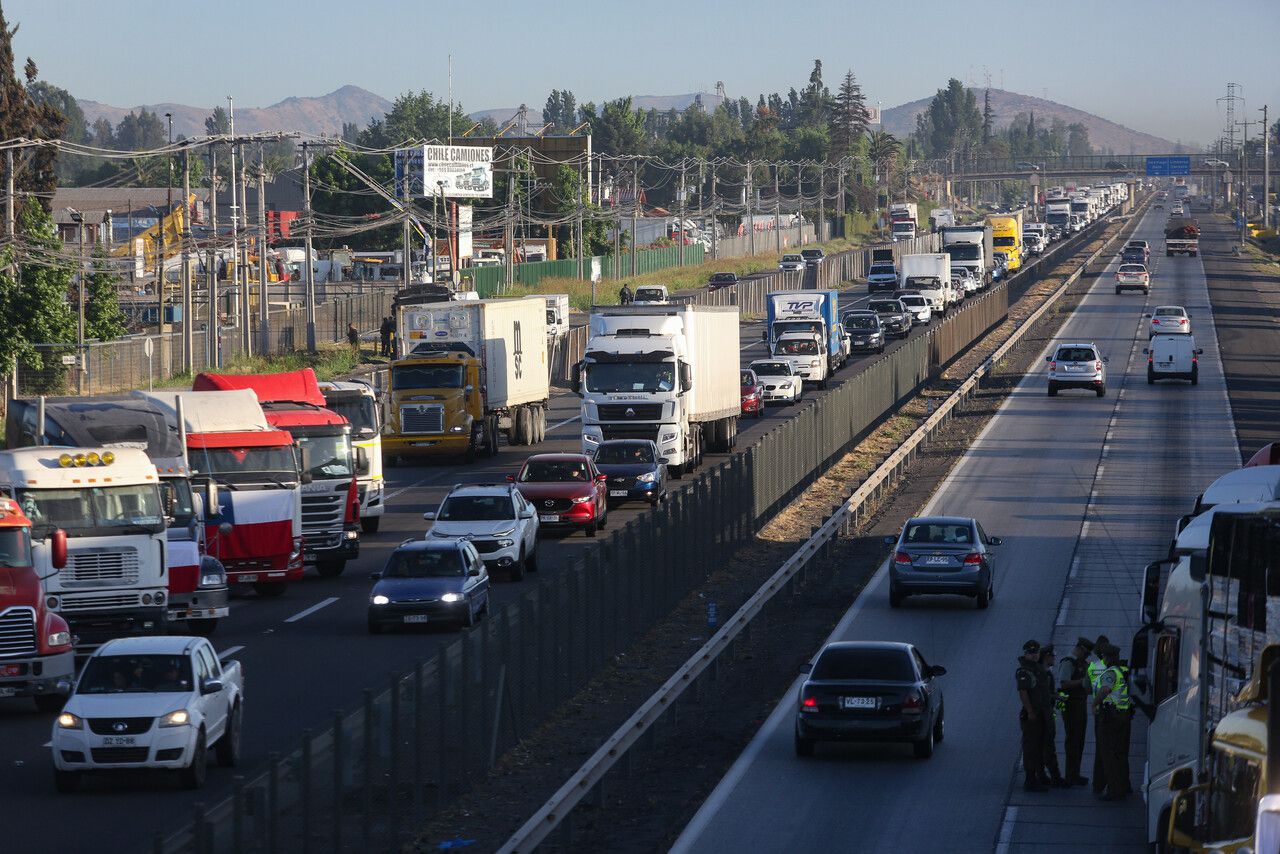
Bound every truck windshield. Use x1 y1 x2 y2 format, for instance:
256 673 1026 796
945 245 979 261
776 339 819 355
192 446 298 485
325 395 377 436
160 478 196 530
393 365 465 390
77 654 194 694
585 362 675 393
295 433 353 480
17 484 164 539
0 528 32 568
992 236 1016 247
1046 213 1069 225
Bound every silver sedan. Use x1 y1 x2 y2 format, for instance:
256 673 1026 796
885 516 1001 608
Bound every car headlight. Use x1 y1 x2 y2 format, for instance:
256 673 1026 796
497 538 515 548
47 630 71 647
57 712 83 730
809 360 820 367
780 382 792 389
582 433 601 445
637 471 658 484
160 709 191 727
200 572 225 587
571 495 592 504
429 529 452 539
371 594 390 605
440 593 464 603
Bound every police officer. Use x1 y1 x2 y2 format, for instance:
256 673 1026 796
1088 634 1110 794
1016 640 1049 792
619 284 634 305
1055 636 1093 787
1092 643 1132 800
1037 645 1068 787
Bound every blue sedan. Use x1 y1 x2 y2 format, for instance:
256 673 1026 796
367 539 490 632
593 439 667 506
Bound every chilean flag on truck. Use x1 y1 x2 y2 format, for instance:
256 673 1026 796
205 489 298 574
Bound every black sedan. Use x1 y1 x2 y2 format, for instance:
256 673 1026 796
867 298 912 338
842 311 886 353
795 641 946 759
708 272 740 291
593 439 667 506
367 539 490 632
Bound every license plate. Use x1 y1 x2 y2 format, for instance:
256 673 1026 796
609 490 628 497
101 736 136 746
925 555 950 565
0 686 15 697
403 615 429 624
841 696 877 710
539 515 560 523
239 574 260 582
1066 365 1087 373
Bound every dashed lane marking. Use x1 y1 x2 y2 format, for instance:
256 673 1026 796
283 597 340 624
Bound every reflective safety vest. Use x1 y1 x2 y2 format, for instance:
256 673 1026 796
1099 665 1131 711
1086 658 1105 692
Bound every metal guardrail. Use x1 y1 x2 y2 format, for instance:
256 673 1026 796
497 200 1145 853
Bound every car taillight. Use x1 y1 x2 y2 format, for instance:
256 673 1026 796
963 552 982 565
1048 361 1056 370
894 551 912 565
802 696 819 712
902 690 924 714
1179 319 1187 325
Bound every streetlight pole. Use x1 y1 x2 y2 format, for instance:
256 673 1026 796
67 208 85 393
160 112 172 375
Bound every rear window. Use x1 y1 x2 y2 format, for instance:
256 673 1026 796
1055 347 1097 362
812 647 915 681
903 521 974 545
1120 264 1146 273
1155 307 1185 317
752 361 790 375
868 301 902 313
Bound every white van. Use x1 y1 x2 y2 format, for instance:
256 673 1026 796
633 285 669 305
1144 334 1202 384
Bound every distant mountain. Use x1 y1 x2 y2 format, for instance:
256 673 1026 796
880 88 1178 155
78 85 392 139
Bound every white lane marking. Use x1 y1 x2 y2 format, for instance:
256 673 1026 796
218 645 245 659
43 741 51 748
1081 520 1091 536
1056 597 1071 627
548 414 581 432
995 806 1018 854
283 597 339 624
385 476 435 502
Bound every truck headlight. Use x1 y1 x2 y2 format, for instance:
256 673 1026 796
200 572 225 587
440 593 464 603
450 426 466 433
582 433 601 445
344 529 359 540
57 712 83 730
47 630 71 647
810 360 820 367
661 433 678 443
371 594 390 606
154 592 165 605
160 710 191 727
46 596 60 610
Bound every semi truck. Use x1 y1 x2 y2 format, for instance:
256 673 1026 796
765 290 845 378
139 390 304 597
986 214 1024 271
1045 201 1072 240
193 369 362 577
1165 218 1200 257
0 496 75 710
1070 193 1093 225
940 225 993 287
317 380 384 534
575 304 740 477
929 208 955 230
6 396 230 635
387 297 550 463
898 253 954 313
889 203 919 242
0 446 169 648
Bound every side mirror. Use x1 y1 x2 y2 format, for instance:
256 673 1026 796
883 535 897 546
423 511 436 521
519 507 534 519
463 384 475 400
369 572 382 580
1141 561 1164 625
1044 356 1052 363
1103 357 1110 363
205 481 219 516
679 361 694 393
1196 349 1204 355
51 529 68 570
356 446 370 475
799 662 812 674
1143 313 1152 318
200 678 224 696
571 362 583 395
299 447 313 485
987 536 1002 546
506 474 516 483
930 665 948 677
468 568 481 577
1169 767 1193 791
1142 348 1149 355
657 457 669 465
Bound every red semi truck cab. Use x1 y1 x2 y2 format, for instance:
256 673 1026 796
192 369 362 577
0 497 75 711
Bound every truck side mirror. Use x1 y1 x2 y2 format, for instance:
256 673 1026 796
571 362 583 395
463 384 474 400
299 447 313 485
51 529 68 570
679 361 693 393
356 446 370 475
205 481 219 517
1141 561 1165 625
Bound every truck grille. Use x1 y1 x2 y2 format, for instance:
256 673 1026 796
597 403 663 420
302 492 345 537
91 747 150 763
600 425 660 443
65 548 140 586
401 404 444 434
60 592 140 612
88 717 154 735
0 607 37 658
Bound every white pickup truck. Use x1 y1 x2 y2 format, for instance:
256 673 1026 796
51 636 243 792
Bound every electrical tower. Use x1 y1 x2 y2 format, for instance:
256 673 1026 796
1219 83 1242 151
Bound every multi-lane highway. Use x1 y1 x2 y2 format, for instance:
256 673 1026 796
671 204 1242 852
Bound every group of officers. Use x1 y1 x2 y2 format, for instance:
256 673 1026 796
1015 635 1133 800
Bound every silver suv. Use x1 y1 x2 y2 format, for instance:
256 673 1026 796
423 483 539 580
1046 342 1108 397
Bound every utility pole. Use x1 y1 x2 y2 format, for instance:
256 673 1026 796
796 164 804 246
227 98 242 353
505 154 516 293
159 113 173 375
401 173 412 292
257 146 270 355
576 156 585 281
74 215 85 394
818 165 826 243
678 159 687 267
1262 105 1271 230
238 139 251 356
1237 115 1258 230
710 164 718 260
208 144 220 368
630 162 639 276
774 165 781 253
746 161 754 257
302 142 317 353
181 147 192 373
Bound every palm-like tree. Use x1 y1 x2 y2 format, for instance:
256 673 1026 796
867 131 902 188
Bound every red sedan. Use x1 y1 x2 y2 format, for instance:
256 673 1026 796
510 453 609 537
741 369 764 418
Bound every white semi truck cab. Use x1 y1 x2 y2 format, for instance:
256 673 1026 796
0 447 168 648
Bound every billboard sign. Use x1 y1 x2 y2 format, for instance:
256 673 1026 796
1145 156 1191 177
395 145 494 198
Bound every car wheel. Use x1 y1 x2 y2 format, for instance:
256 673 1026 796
934 706 945 743
53 770 81 794
215 703 241 767
1047 382 1057 397
1191 367 1199 386
889 585 904 608
361 517 381 534
586 521 597 538
525 546 538 573
794 728 815 758
976 582 990 609
913 721 936 759
34 693 66 713
1096 385 1107 398
179 729 208 790
1147 369 1155 385
1114 286 1121 295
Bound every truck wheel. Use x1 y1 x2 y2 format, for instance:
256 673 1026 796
1191 367 1199 385
361 517 381 534
535 405 547 442
53 770 81 793
179 729 208 790
215 704 241 767
254 582 288 597
186 618 219 637
1114 286 1121 295
1147 369 1155 385
34 693 66 713
316 560 345 578
511 407 527 445
487 417 501 456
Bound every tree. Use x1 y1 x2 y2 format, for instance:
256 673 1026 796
914 78 982 160
205 106 230 136
340 121 360 143
589 97 646 156
0 8 65 210
797 60 832 129
829 70 870 159
115 109 166 150
0 202 77 386
867 130 902 187
83 246 126 341
28 80 89 182
1066 123 1092 157
378 90 469 144
548 164 610 257
543 89 578 131
982 89 994 145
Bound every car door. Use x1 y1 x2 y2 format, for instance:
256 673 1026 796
976 522 995 572
192 644 224 740
464 545 488 605
913 648 941 720
589 460 606 512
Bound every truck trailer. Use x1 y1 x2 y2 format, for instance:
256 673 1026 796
898 253 954 313
940 225 993 287
765 290 845 379
1165 218 1200 257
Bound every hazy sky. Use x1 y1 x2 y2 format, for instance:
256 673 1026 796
6 0 1278 147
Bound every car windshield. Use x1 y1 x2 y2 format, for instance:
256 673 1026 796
903 522 974 545
782 255 802 263
1055 347 1097 362
801 250 822 259
584 362 676 393
869 264 896 275
78 654 195 695
392 364 465 390
191 445 297 485
711 274 735 282
752 362 790 376
846 315 877 330
634 288 665 301
383 549 466 578
774 321 822 336
0 528 32 569
159 478 196 530
812 647 915 681
951 269 969 279
777 339 819 355
295 432 353 480
17 484 165 540
740 370 756 386
901 296 927 308
1155 307 1185 317
595 443 655 464
437 495 513 522
520 460 590 482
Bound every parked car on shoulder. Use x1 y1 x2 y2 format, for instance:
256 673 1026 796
842 311 886 354
708 272 739 291
422 483 539 580
510 453 608 536
795 641 946 759
866 299 912 338
1046 342 1108 397
749 359 802 404
886 516 1002 608
368 539 490 633
741 368 764 418
1148 305 1191 337
778 254 805 273
593 439 667 506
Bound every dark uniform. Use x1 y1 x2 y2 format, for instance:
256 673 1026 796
1093 644 1132 800
1087 635 1110 794
1055 637 1093 786
619 284 634 305
1016 640 1048 792
1036 647 1065 786
379 317 394 357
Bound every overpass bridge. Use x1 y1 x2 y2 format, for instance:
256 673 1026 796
943 152 1263 182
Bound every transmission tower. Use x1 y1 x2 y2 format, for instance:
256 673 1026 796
1219 83 1243 152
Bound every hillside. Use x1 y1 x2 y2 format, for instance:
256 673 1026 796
78 85 392 139
880 88 1177 154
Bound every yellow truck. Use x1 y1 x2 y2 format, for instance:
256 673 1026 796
986 214 1024 271
386 297 549 464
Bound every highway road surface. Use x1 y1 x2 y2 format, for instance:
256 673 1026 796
671 205 1242 853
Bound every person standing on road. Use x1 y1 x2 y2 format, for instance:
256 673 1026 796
1088 634 1110 794
1016 640 1049 792
1092 643 1132 800
619 284 633 305
379 316 394 357
1037 645 1068 788
1055 637 1093 787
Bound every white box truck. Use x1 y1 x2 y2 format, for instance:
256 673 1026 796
940 225 993 287
576 304 740 477
898 253 954 312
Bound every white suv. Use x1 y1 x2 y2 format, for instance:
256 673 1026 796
1046 342 1108 397
424 484 539 580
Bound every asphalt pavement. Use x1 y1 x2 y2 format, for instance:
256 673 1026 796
671 204 1242 853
